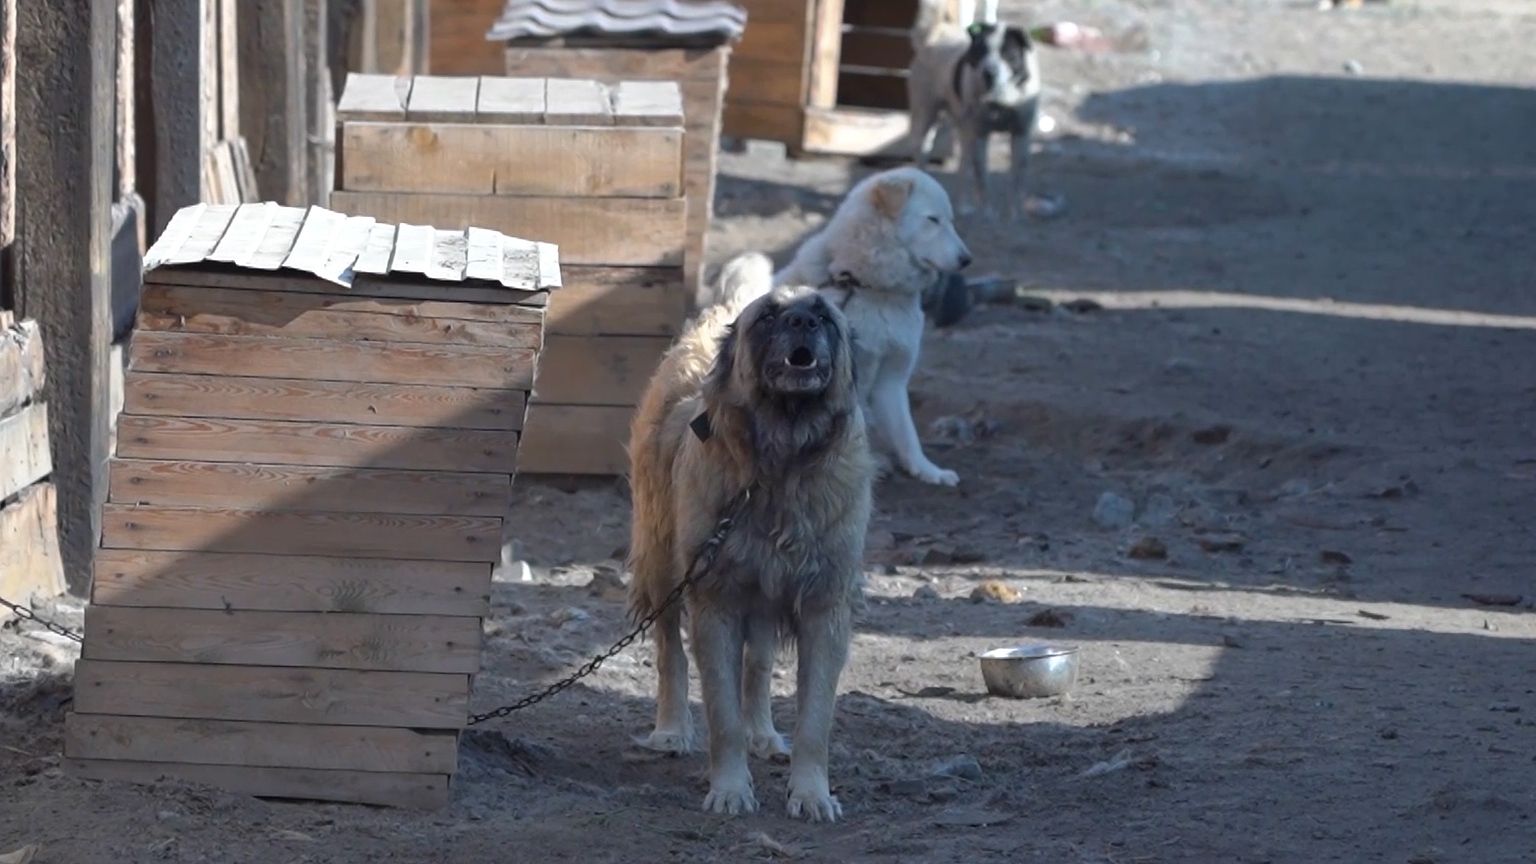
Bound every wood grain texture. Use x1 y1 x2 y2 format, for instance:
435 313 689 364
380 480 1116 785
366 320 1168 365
67 757 450 809
72 660 469 728
0 481 66 607
92 548 491 616
405 74 478 120
517 403 632 475
725 56 804 107
801 105 909 156
807 0 845 109
144 269 548 307
546 266 686 337
476 75 543 122
336 71 411 120
82 605 482 673
721 100 803 148
108 459 511 516
116 415 521 474
535 335 669 406
0 402 50 500
100 503 502 562
139 284 543 348
612 81 684 127
129 330 536 390
124 372 528 431
0 319 47 417
426 0 504 75
543 78 611 126
339 122 683 198
66 714 458 774
329 191 685 267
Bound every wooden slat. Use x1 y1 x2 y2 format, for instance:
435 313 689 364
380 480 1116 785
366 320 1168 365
502 47 724 83
464 227 503 283
91 548 491 616
518 404 631 475
612 81 684 127
206 201 277 265
329 191 685 267
721 100 803 149
68 758 449 809
138 284 543 348
406 74 478 121
101 503 502 562
82 606 482 673
546 267 686 336
537 241 561 289
145 267 547 307
724 57 805 107
544 78 611 126
0 319 46 417
428 228 468 282
244 204 308 270
72 659 469 728
808 0 846 109
67 714 458 774
389 221 435 276
109 459 511 516
430 0 508 75
142 203 206 271
116 415 521 474
339 121 683 198
476 75 544 122
125 372 527 431
534 335 669 405
129 330 536 390
163 203 239 265
280 206 352 281
0 482 66 608
0 402 51 500
336 72 411 120
354 221 398 274
801 105 909 156
322 214 379 282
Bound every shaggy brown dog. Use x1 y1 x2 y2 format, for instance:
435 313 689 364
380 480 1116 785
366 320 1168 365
628 270 874 822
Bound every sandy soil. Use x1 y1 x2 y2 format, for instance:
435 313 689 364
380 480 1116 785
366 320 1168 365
4 1 1535 861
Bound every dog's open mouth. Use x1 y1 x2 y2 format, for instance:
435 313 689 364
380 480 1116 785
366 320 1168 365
787 347 817 369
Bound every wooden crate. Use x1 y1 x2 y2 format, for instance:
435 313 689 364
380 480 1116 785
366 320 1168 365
329 72 689 475
63 201 560 810
0 312 67 615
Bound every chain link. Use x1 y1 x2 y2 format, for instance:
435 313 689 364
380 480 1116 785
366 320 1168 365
468 487 750 726
0 596 84 643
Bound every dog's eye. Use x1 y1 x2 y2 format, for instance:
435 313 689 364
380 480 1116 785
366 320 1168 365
927 216 941 225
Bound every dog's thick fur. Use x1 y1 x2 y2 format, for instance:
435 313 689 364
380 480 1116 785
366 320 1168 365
709 167 971 486
907 2 1041 217
628 283 874 821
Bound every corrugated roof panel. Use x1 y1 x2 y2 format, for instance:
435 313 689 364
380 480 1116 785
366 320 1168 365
487 0 746 44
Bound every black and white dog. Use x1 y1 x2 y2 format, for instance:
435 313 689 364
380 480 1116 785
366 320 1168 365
906 8 1041 220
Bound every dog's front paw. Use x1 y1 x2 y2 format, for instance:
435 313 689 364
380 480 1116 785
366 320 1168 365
702 778 759 816
786 777 843 823
749 730 791 763
910 464 960 486
633 727 695 755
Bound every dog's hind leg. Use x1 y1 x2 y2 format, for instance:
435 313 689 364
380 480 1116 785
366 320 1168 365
786 604 851 822
742 612 790 761
694 605 758 814
957 122 990 216
905 79 941 165
634 604 696 754
1007 100 1038 220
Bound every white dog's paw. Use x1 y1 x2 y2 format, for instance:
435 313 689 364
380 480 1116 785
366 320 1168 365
702 778 759 816
749 730 791 763
786 778 843 823
633 727 695 755
911 464 960 487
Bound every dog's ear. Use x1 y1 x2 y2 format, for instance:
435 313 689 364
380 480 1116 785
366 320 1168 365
1003 25 1031 60
869 175 914 219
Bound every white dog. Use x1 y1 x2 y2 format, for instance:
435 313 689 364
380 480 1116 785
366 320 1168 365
712 167 972 486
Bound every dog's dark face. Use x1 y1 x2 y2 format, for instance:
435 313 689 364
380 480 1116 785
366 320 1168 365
742 289 844 397
959 22 1034 104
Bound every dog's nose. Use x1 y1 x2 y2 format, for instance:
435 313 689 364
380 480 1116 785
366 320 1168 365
782 308 820 331
958 252 974 270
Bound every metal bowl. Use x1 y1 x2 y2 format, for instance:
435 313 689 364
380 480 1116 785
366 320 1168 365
979 644 1080 698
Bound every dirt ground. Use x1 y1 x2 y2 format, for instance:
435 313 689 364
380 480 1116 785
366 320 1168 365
5 1 1535 861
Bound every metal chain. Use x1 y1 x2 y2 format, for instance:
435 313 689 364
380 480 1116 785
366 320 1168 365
0 596 84 643
468 487 750 726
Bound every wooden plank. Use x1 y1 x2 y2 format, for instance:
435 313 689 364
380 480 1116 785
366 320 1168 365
163 203 239 265
475 75 543 122
724 57 805 107
801 105 909 156
502 47 723 83
612 81 684 127
101 503 503 562
0 403 51 501
66 714 458 774
543 78 610 126
428 0 504 75
206 201 277 265
337 72 412 121
0 319 46 417
140 279 544 326
546 267 686 337
721 100 803 148
329 191 685 267
464 227 502 283
67 758 450 809
128 330 536 390
244 204 309 270
322 214 380 283
216 0 239 137
534 336 668 405
237 0 307 205
82 606 482 673
125 372 526 431
144 267 547 307
115 415 522 474
807 0 846 109
92 548 491 616
406 74 478 121
109 459 511 516
355 220 397 274
280 205 351 280
339 122 683 198
428 229 469 282
146 0 215 236
0 482 66 609
72 659 469 728
389 221 435 276
0 0 12 264
518 403 630 475
138 284 543 348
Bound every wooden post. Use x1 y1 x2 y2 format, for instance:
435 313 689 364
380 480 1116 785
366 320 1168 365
304 0 332 205
14 0 118 591
237 0 306 205
1 0 14 307
145 0 215 237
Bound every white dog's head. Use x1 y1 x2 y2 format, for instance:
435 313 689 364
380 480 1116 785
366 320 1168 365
826 167 972 296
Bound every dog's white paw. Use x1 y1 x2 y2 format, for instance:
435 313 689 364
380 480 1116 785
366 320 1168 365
749 730 791 763
911 464 960 486
702 777 758 816
786 777 843 823
633 727 695 755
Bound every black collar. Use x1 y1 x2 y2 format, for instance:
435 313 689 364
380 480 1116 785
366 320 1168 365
823 271 862 309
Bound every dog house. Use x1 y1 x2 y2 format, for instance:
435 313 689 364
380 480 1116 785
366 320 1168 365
724 0 968 156
489 0 746 299
63 202 559 809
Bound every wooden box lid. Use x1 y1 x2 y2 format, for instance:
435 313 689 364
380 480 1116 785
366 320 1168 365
337 72 684 128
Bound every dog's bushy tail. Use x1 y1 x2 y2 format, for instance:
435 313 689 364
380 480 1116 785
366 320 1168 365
704 251 774 312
